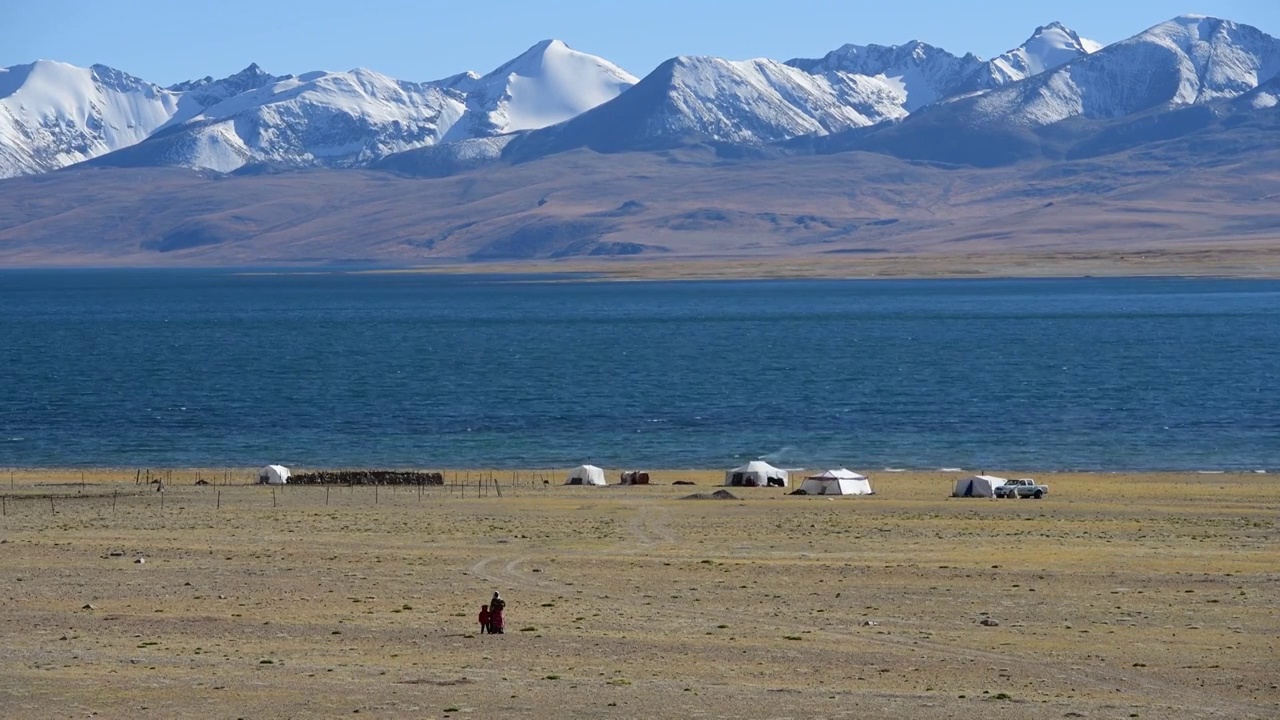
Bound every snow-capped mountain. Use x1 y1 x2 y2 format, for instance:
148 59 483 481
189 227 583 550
505 54 909 159
983 22 1102 87
91 40 635 173
787 22 1102 112
968 15 1280 127
123 68 467 172
511 23 1102 160
4 16 1280 178
164 63 282 124
0 61 288 178
0 60 183 178
440 39 637 142
787 41 982 112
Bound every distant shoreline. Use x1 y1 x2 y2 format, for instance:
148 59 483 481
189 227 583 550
3 245 1280 280
359 245 1280 282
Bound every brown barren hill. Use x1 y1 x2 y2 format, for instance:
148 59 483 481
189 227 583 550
1 144 1279 275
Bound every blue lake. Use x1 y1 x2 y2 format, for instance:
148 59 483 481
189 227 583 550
0 270 1276 470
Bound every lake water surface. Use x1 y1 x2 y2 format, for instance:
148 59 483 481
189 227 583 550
1 271 1276 470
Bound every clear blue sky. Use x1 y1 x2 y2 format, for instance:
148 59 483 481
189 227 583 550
3 1 1278 85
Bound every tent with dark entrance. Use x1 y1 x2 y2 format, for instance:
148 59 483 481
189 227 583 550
258 465 290 485
952 475 1006 498
565 465 607 486
724 461 788 488
799 469 873 495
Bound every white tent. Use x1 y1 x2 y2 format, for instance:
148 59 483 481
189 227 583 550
258 464 290 485
800 469 873 496
725 460 789 488
952 475 1006 498
565 464 606 486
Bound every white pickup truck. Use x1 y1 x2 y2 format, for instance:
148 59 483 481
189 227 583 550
994 478 1049 499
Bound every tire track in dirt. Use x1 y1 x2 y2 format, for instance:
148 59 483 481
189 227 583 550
466 556 562 592
624 502 678 549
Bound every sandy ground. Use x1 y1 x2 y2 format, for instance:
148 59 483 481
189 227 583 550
0 469 1276 719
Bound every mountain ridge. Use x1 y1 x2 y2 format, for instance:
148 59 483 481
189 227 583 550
2 15 1280 269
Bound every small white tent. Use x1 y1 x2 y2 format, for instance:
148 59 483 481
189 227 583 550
565 464 606 486
952 475 1006 498
725 460 789 488
800 469 873 496
258 465 290 485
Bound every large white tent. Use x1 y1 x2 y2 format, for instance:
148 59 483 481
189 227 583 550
800 469 873 496
565 464 607 486
725 460 789 488
952 475 1006 498
258 465 290 485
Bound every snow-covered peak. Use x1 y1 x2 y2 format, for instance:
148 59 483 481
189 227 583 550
506 52 910 159
0 60 180 177
160 63 284 128
987 22 1101 85
787 41 982 111
1114 15 1280 103
442 39 637 141
661 54 905 135
169 63 276 93
134 66 467 172
967 15 1280 128
1 59 160 103
431 70 482 93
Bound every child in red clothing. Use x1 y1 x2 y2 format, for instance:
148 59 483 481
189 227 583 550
478 605 490 634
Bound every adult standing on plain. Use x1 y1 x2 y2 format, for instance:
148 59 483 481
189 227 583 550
488 592 506 634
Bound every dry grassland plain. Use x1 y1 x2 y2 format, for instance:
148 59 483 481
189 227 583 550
1 469 1276 719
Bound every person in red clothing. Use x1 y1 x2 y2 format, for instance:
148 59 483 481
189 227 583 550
488 592 506 634
477 604 490 634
